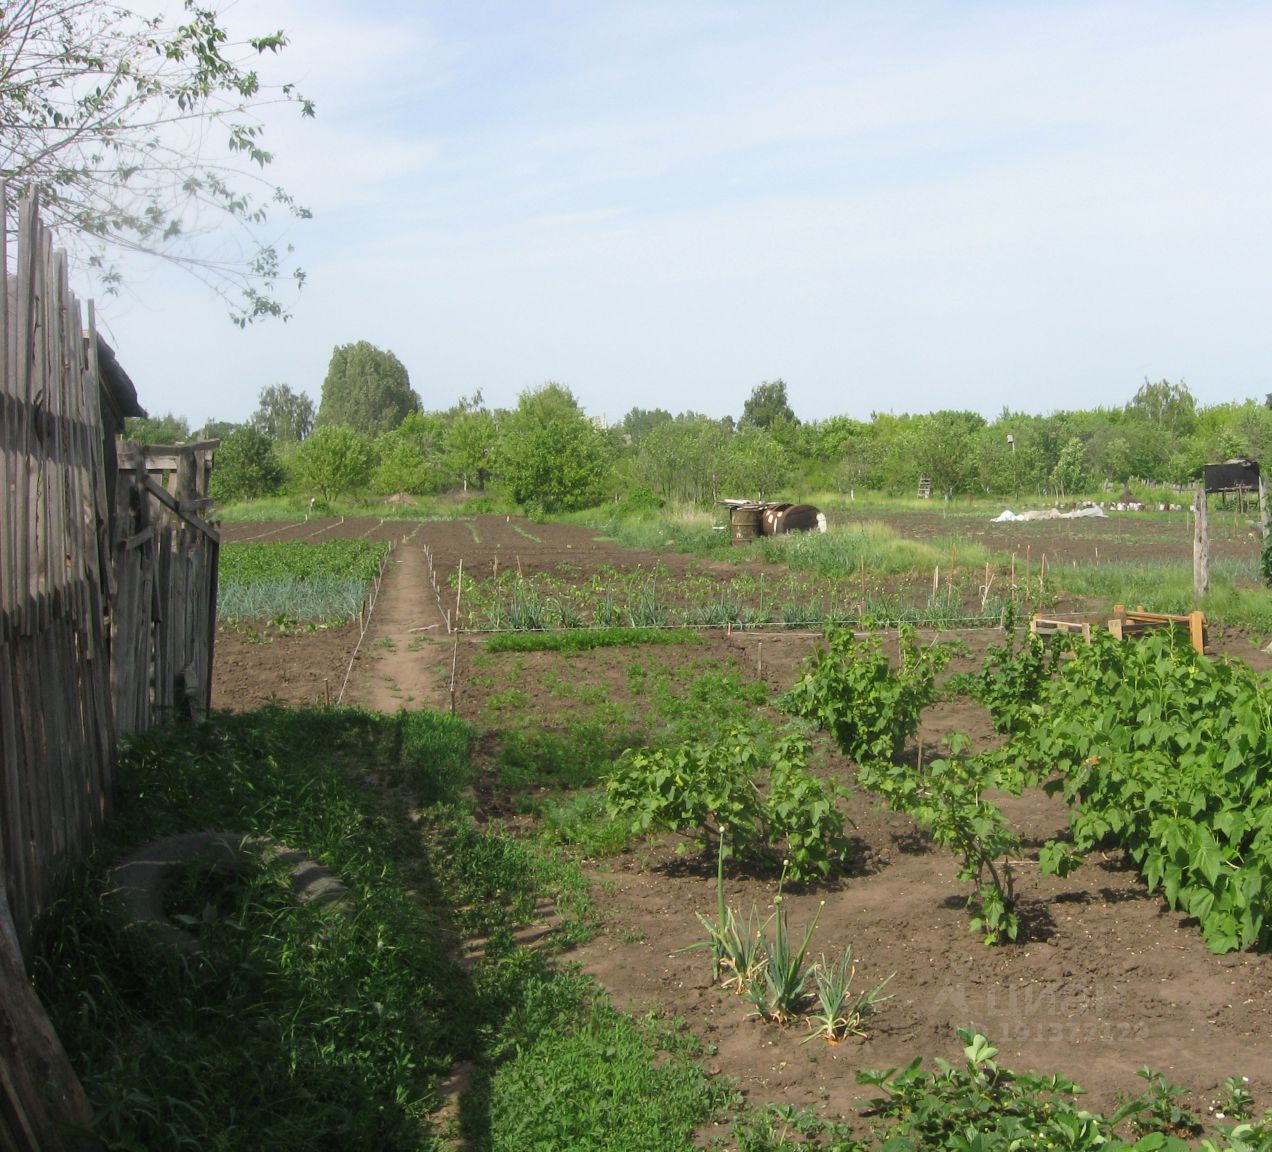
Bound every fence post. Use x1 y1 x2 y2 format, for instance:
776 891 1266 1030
1193 485 1209 600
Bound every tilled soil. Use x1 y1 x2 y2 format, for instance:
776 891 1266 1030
212 508 1272 1129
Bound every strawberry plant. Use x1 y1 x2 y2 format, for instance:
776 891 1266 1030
780 624 951 762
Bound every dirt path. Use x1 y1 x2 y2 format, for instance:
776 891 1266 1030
338 528 456 714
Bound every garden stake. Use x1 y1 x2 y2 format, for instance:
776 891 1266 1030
455 558 464 624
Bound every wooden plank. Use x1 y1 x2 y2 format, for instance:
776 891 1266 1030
1189 611 1206 655
0 889 98 1151
138 474 220 544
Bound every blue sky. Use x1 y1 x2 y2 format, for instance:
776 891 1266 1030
87 2 1272 429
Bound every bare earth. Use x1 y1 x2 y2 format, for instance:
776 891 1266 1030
212 509 1272 1129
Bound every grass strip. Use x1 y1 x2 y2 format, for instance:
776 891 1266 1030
485 627 706 653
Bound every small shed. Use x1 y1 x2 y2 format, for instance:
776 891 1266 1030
1203 458 1260 496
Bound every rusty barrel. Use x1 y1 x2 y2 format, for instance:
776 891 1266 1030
730 505 762 545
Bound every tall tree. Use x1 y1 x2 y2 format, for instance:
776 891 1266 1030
210 426 284 502
252 383 315 442
316 342 420 438
1 0 313 323
495 384 612 512
372 411 448 495
740 379 798 429
292 425 374 501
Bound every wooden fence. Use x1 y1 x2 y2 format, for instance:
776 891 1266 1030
1 188 219 1149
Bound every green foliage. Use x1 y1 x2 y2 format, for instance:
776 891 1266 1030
1051 436 1089 497
781 625 951 762
478 998 736 1152
1113 1068 1204 1140
805 947 893 1044
1002 632 1272 953
292 424 376 500
124 411 191 443
856 735 1024 944
210 426 284 503
445 397 497 491
972 622 1063 734
495 383 613 513
371 409 449 495
682 837 768 991
35 708 476 1150
606 728 850 880
316 341 420 437
218 539 387 624
857 1029 1130 1151
4 0 312 323
745 889 820 1024
485 627 705 653
740 379 799 429
687 845 890 1038
251 384 314 443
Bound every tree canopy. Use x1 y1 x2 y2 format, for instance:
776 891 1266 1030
316 342 420 438
740 379 798 429
1 0 313 323
495 384 612 512
293 425 374 501
252 383 314 442
210 426 283 502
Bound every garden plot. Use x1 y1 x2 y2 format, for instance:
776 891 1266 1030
211 512 1272 1133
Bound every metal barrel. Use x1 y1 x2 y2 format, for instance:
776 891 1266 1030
730 505 762 545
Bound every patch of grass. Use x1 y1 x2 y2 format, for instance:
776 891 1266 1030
497 724 624 798
538 790 633 857
485 627 706 653
470 999 737 1151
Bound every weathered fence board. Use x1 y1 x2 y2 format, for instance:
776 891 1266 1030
1 186 219 1148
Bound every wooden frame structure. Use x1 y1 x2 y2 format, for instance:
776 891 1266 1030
1031 604 1207 654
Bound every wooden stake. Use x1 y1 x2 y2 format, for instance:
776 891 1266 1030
757 642 763 677
1260 474 1270 545
455 558 464 626
1193 486 1210 599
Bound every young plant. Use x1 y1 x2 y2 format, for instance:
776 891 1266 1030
606 727 850 880
681 835 767 995
1112 1067 1203 1139
803 948 893 1044
746 884 820 1024
856 734 1023 944
781 624 950 762
973 623 1063 735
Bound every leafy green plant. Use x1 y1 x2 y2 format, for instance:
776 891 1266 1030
606 728 851 880
1002 631 1272 953
857 1029 1119 1151
1216 1076 1256 1122
781 624 951 762
1112 1068 1204 1139
855 735 1024 944
973 621 1063 734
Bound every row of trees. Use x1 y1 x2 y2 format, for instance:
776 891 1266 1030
127 352 1272 511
